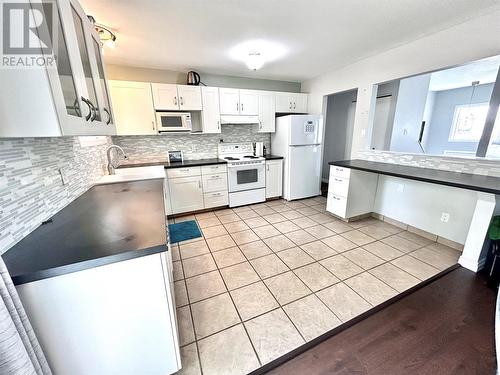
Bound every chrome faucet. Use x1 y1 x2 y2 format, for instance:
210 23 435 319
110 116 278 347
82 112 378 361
106 145 128 175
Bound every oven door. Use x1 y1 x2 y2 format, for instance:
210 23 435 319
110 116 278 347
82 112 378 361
228 163 265 192
156 113 191 132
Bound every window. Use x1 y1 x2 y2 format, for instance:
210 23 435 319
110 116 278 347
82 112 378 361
486 109 500 159
449 103 489 142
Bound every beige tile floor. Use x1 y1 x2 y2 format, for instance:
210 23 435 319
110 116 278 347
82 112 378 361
171 196 461 375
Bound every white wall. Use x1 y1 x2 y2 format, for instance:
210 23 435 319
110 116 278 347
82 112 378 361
301 9 500 158
373 176 477 244
106 64 301 92
389 74 431 153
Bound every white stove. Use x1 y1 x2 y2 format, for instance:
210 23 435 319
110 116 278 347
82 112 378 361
218 143 266 207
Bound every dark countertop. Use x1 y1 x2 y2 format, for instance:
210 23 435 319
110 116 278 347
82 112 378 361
329 159 500 195
265 155 284 160
117 158 227 169
2 179 167 285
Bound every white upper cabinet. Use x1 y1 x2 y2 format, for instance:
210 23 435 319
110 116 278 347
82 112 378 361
151 84 179 111
275 92 308 113
219 88 240 115
257 91 276 133
239 90 259 115
201 87 221 133
219 88 259 115
177 85 203 110
109 80 156 135
152 84 202 111
0 0 116 137
293 93 308 113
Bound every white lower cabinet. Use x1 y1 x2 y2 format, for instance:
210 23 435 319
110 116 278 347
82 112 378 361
167 164 228 215
168 176 204 214
265 159 283 198
326 166 378 219
202 173 228 193
204 191 229 208
16 252 180 375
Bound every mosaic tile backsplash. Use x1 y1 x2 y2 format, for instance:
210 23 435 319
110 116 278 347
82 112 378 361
0 137 111 254
358 150 500 177
112 124 271 162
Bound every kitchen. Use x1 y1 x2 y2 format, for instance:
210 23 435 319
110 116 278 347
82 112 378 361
1 1 499 375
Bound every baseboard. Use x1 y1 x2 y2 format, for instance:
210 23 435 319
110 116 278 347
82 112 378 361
459 254 486 272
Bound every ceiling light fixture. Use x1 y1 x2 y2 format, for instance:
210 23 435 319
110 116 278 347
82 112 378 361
88 15 117 49
246 51 264 71
229 40 286 71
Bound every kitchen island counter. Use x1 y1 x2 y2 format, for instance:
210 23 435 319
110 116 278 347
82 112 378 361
3 179 167 285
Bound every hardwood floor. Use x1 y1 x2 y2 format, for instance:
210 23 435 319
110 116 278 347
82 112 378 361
265 267 497 375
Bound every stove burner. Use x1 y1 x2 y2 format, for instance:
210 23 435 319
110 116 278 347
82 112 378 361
224 157 239 161
243 155 258 159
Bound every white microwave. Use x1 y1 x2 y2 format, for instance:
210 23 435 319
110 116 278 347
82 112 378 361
156 112 192 132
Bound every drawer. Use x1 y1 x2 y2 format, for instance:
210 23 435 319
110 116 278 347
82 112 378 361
327 193 347 218
329 175 349 198
330 165 351 179
202 173 228 193
201 164 227 175
166 166 201 179
204 191 228 208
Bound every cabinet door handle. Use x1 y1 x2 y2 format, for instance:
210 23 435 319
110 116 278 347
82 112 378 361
293 102 296 110
174 96 178 106
289 101 292 110
334 178 342 182
259 120 262 130
88 100 97 122
217 120 220 130
81 97 92 121
152 121 155 131
236 102 239 112
198 180 202 189
241 102 244 112
103 108 111 125
180 96 184 106
267 164 269 171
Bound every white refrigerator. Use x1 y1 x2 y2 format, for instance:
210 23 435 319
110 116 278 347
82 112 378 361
271 115 323 200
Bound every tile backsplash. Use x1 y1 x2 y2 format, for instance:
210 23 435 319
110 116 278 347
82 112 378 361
0 137 111 254
358 150 500 177
112 124 271 162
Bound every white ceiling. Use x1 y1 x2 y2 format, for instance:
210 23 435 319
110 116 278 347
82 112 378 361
81 0 500 82
429 55 500 91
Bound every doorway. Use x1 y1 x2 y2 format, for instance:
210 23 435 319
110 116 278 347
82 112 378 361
321 89 358 194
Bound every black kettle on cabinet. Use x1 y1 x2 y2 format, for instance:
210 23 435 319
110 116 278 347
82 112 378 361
187 71 201 86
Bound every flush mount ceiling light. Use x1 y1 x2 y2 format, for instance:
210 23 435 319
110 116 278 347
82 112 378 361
246 51 264 70
229 40 286 71
88 15 117 49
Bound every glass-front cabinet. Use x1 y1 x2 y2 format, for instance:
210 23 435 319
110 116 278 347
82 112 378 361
0 0 116 137
55 0 115 134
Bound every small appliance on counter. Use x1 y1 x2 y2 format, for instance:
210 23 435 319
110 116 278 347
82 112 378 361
218 143 266 207
186 71 201 85
254 142 264 157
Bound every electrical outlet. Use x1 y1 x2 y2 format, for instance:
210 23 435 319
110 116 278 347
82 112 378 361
59 168 69 185
440 212 450 223
397 183 405 193
191 145 197 152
